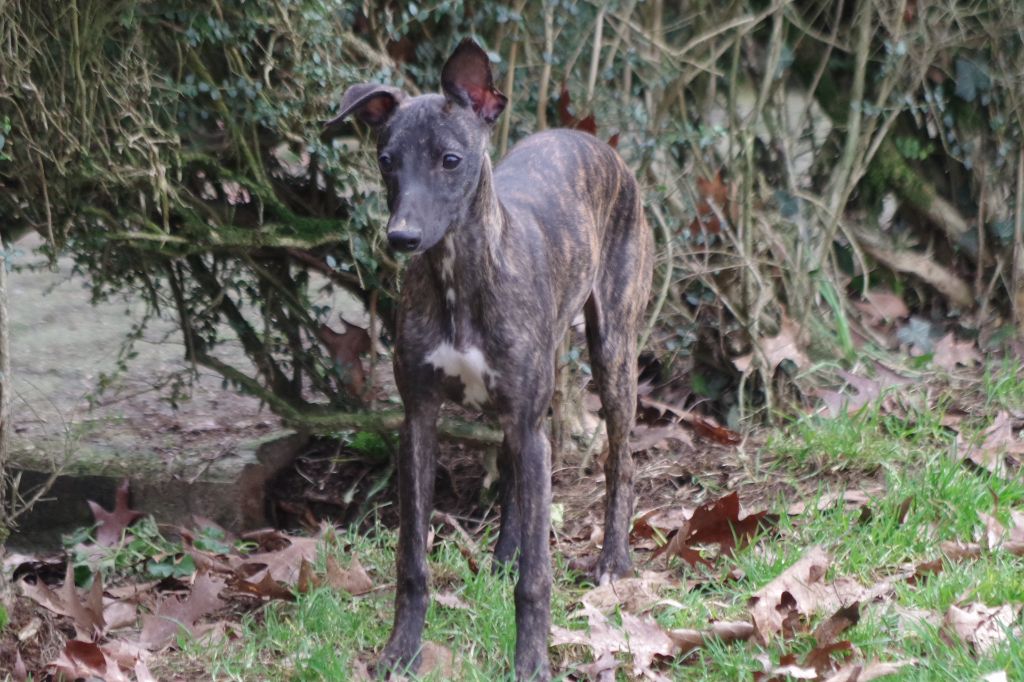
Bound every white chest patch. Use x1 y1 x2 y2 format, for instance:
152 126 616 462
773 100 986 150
425 343 495 407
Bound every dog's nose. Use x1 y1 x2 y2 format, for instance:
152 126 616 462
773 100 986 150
388 230 422 252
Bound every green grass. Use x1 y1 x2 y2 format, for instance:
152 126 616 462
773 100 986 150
178 381 1024 681
653 449 1024 680
983 359 1024 412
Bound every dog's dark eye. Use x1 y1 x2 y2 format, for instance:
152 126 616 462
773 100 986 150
378 153 394 173
442 153 462 170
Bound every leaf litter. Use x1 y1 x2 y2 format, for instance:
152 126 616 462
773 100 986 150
9 480 386 680
10 412 1024 681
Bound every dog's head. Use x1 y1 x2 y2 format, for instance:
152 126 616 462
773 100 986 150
326 39 507 254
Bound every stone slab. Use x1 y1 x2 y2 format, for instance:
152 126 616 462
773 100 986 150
8 431 308 550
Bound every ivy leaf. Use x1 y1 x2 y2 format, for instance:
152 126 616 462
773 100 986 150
955 58 990 103
896 316 937 354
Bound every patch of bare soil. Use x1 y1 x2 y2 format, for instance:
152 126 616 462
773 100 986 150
0 595 69 677
265 422 879 567
267 437 497 533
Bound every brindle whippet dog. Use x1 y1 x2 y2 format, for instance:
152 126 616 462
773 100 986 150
329 39 653 681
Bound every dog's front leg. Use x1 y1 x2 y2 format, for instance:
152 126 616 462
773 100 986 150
379 401 440 675
506 417 553 681
493 436 522 569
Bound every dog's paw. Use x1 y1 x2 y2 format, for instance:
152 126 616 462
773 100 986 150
594 550 633 586
375 643 420 679
514 648 553 681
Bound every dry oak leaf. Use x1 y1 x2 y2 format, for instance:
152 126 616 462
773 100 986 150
140 570 227 650
733 316 809 374
787 490 875 516
317 320 371 394
576 651 619 680
229 571 295 601
232 534 321 586
689 171 733 235
579 572 676 613
667 621 755 656
822 658 918 682
418 642 455 678
815 369 891 418
87 478 145 547
943 602 1021 654
962 411 1024 476
49 640 131 682
19 562 105 639
557 84 599 136
551 603 678 681
326 555 374 595
658 492 774 567
296 557 321 594
813 602 861 646
434 590 471 611
854 289 909 327
13 649 27 682
747 546 867 644
101 639 152 674
932 333 982 371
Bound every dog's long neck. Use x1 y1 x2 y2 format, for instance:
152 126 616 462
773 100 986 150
426 156 505 333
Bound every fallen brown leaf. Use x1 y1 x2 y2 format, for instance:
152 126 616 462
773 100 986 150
140 570 227 650
854 289 909 326
689 171 733 235
787 490 875 516
813 603 861 646
101 639 151 674
229 571 295 601
748 546 865 644
13 649 27 682
86 479 144 547
575 651 619 680
50 640 130 682
326 555 374 596
318 320 371 395
231 534 321 586
961 411 1024 476
296 558 320 594
932 333 982 371
19 563 105 639
658 492 774 567
434 591 470 611
667 621 755 656
944 602 1022 654
418 641 455 677
689 415 742 445
630 423 694 452
551 604 677 680
734 316 809 374
822 658 917 681
579 572 675 613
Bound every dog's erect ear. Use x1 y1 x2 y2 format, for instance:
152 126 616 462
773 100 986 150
441 39 508 124
324 84 404 129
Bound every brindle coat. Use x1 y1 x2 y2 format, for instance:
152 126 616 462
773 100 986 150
329 39 653 681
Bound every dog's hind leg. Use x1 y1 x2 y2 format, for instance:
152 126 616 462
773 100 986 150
493 436 522 569
585 206 651 584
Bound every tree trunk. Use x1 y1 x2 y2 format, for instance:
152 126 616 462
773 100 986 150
0 242 10 550
1013 149 1024 337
